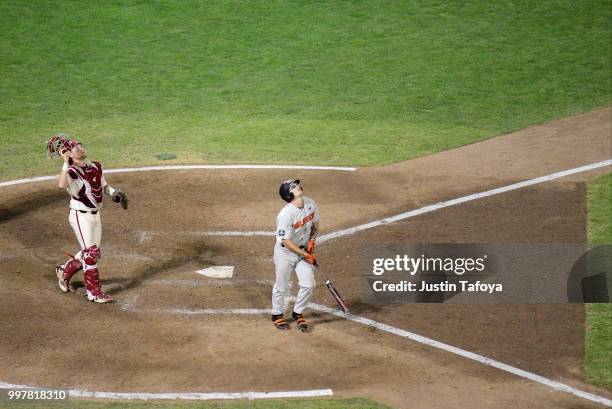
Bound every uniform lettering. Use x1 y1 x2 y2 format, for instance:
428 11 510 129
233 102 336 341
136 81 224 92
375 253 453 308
292 213 315 229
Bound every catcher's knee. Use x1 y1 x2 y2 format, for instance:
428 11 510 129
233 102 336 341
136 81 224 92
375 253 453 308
83 245 101 268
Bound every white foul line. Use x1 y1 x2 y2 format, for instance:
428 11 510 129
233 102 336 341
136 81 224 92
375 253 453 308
105 164 356 173
0 381 332 401
69 389 334 401
318 159 612 243
0 164 355 188
116 291 273 315
129 307 273 315
145 279 274 287
194 231 275 237
305 302 612 407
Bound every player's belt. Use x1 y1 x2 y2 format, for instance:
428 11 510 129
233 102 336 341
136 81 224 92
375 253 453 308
77 209 98 215
280 244 307 249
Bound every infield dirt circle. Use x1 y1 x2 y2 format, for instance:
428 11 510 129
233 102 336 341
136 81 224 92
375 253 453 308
0 108 611 408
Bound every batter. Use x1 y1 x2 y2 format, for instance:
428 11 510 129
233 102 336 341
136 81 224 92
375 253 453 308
272 179 319 332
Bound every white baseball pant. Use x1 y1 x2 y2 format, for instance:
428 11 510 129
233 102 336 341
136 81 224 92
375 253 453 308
272 246 316 315
68 209 102 261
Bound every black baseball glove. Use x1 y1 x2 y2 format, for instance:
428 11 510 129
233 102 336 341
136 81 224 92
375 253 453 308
111 189 129 210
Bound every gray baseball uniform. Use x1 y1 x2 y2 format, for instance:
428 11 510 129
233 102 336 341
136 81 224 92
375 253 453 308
272 196 319 315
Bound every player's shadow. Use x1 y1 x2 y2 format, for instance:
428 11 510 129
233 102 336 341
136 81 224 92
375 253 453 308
101 240 223 295
308 311 343 326
0 189 64 223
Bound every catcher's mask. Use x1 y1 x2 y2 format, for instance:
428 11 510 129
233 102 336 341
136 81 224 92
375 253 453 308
47 133 82 158
279 179 301 202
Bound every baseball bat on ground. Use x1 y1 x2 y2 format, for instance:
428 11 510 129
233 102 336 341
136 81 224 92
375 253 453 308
316 266 349 313
308 240 349 312
324 278 349 313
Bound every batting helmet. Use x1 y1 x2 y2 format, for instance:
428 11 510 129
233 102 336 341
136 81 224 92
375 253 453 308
279 179 300 202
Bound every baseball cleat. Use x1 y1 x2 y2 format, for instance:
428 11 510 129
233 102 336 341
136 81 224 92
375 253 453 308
272 314 290 330
55 266 75 293
292 311 309 332
86 291 113 303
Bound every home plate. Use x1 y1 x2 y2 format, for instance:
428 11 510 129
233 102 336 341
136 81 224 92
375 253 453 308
196 266 234 278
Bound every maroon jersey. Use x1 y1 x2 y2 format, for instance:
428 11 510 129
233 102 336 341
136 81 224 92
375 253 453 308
66 161 105 210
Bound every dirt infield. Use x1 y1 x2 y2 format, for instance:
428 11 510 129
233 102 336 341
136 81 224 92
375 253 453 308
0 108 611 408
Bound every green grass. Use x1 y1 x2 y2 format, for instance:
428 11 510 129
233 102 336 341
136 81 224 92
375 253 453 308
588 174 612 245
1 0 610 180
586 303 612 388
0 397 391 409
586 173 612 388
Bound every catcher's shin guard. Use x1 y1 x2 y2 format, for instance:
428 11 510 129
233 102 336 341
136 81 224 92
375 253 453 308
83 268 112 303
55 256 82 293
83 245 101 265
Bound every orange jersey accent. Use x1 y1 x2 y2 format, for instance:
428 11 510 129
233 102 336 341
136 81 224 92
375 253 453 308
292 213 315 229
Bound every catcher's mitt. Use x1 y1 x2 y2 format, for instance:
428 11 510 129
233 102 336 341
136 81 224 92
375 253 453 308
112 189 129 210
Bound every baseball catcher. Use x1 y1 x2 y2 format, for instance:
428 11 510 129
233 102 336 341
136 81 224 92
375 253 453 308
48 133 128 303
271 179 320 332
